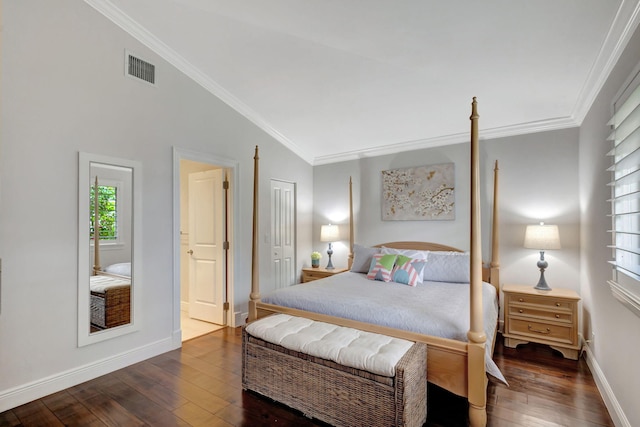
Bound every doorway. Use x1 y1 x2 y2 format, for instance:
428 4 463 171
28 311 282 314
173 148 239 344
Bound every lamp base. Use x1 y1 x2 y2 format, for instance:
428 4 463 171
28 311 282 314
534 264 551 291
534 280 552 291
326 257 334 270
532 250 552 291
326 244 334 270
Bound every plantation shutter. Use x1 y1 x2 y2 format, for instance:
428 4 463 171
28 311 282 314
607 71 640 315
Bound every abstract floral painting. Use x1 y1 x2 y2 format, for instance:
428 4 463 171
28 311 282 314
382 163 455 220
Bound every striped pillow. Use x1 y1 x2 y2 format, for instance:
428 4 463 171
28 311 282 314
380 247 429 282
367 254 397 282
391 255 427 287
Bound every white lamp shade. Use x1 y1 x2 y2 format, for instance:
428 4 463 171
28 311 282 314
524 223 561 250
320 224 339 242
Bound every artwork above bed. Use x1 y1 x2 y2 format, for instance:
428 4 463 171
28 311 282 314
381 163 455 220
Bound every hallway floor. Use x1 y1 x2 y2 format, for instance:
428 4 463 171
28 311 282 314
180 309 224 341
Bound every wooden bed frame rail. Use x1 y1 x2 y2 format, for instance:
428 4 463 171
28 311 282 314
248 98 499 427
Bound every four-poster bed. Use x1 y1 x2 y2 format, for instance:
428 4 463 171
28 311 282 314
247 98 500 427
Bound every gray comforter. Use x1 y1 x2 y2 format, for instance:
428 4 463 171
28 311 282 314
262 271 506 382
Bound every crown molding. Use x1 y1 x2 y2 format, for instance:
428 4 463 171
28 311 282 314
572 0 640 124
83 0 314 165
85 0 638 167
312 116 579 166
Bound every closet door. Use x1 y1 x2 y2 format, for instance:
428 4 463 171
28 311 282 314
271 180 296 289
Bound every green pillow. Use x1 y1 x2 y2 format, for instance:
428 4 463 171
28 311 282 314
367 254 397 282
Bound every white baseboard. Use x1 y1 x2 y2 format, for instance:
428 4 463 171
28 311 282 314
584 344 630 427
0 337 178 413
234 311 248 327
172 328 183 347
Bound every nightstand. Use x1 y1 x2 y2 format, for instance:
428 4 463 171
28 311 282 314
502 284 580 360
301 267 348 283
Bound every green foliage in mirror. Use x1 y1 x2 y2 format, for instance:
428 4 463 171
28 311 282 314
90 185 118 240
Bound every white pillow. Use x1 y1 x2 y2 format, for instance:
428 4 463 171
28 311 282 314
103 262 131 277
350 244 381 273
422 251 469 283
380 247 430 282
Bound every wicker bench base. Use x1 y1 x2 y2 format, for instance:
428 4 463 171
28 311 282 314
242 327 427 427
90 285 130 329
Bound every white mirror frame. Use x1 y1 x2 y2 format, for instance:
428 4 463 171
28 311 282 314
78 152 142 347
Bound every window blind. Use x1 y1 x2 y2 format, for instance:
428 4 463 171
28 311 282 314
607 76 640 312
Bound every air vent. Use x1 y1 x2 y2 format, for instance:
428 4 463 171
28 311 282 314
126 51 155 85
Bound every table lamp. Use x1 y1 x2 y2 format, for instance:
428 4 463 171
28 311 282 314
320 224 339 270
524 222 561 290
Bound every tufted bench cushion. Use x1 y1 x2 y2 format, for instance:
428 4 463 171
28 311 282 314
242 314 427 427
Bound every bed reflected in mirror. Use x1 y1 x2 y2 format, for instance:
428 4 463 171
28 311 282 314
78 153 142 347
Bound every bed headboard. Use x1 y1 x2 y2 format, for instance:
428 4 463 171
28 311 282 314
373 241 463 252
347 241 464 270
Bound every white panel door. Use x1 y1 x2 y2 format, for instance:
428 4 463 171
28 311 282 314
271 180 296 289
188 169 225 324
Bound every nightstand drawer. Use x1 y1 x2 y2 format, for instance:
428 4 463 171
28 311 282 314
508 305 573 323
507 318 575 345
507 293 575 311
301 267 348 283
303 270 329 282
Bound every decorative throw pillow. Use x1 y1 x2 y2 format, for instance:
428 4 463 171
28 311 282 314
350 244 381 273
422 251 470 283
391 255 427 287
380 247 430 282
367 253 397 282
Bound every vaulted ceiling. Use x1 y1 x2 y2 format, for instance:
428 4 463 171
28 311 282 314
86 0 640 164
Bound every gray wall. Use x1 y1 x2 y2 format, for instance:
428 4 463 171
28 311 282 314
314 128 581 297
579 22 640 427
0 1 312 409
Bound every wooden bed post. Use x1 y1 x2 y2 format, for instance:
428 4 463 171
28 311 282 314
248 146 260 322
348 176 354 269
490 160 500 291
93 176 101 276
468 97 487 427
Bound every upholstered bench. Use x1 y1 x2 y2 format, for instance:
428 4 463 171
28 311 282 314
242 314 427 427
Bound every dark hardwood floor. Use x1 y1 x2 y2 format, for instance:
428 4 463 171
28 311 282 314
1 328 613 426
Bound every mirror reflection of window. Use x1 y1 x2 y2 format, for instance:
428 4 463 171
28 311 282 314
90 183 118 241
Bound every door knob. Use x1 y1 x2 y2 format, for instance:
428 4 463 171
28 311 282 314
187 250 193 255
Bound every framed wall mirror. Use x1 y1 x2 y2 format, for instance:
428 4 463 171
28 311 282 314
78 153 142 346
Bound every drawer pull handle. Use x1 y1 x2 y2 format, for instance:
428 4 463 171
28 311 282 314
518 298 524 302
555 314 560 318
519 309 524 313
556 302 561 307
528 324 551 334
